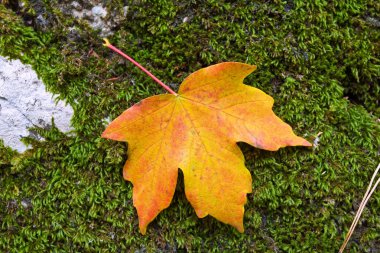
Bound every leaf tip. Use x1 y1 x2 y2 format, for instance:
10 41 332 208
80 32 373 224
290 136 313 148
237 226 244 233
304 140 313 147
297 137 312 147
100 128 117 140
100 129 109 139
232 217 245 233
139 226 147 235
138 215 151 235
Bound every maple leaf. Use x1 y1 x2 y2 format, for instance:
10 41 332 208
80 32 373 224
102 40 311 234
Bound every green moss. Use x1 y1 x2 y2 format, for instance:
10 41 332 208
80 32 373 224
0 140 17 167
1 1 379 252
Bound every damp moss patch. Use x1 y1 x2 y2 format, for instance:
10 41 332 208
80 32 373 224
0 1 379 252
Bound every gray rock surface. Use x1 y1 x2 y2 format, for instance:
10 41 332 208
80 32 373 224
63 2 127 37
0 56 74 152
71 3 109 36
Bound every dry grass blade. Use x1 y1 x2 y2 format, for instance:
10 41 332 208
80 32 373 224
339 163 380 252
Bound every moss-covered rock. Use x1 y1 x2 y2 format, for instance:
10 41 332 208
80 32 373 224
0 1 379 252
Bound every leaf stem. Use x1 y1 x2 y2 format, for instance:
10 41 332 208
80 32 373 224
103 39 178 96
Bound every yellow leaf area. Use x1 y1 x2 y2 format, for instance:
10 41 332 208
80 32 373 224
102 62 311 234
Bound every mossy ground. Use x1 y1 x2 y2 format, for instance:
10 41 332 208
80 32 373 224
0 1 379 252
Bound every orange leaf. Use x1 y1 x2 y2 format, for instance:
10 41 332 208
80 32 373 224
102 62 311 234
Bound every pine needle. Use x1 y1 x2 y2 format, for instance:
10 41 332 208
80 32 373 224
339 163 380 252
